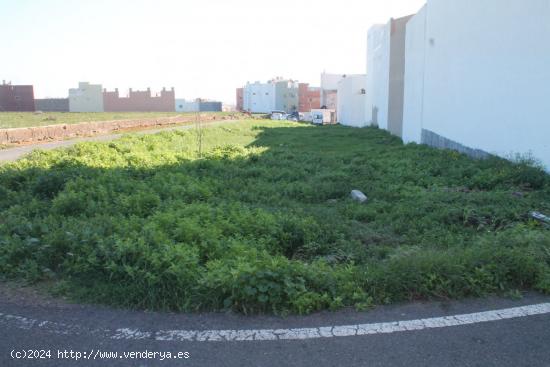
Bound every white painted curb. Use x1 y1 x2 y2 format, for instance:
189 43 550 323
1 303 549 342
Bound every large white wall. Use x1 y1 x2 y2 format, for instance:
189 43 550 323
365 24 390 129
337 74 367 127
407 0 550 169
402 5 427 144
243 82 276 113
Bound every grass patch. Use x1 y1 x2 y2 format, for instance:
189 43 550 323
0 120 549 314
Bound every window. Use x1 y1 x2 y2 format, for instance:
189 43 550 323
360 88 366 95
14 96 20 100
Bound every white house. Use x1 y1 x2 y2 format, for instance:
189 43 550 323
337 74 367 127
366 16 412 136
243 81 276 113
68 82 104 112
402 0 550 170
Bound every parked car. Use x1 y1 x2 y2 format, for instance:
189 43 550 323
270 111 287 120
287 111 299 121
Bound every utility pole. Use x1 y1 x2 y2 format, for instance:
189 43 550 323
195 98 203 158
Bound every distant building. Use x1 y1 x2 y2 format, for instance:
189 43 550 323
69 82 104 112
175 98 222 112
366 15 413 136
298 83 320 112
242 78 298 114
337 74 367 127
236 88 244 111
34 98 69 112
0 81 35 111
103 87 175 112
274 79 298 113
175 99 199 112
243 81 276 113
320 73 345 110
324 90 338 111
199 101 222 112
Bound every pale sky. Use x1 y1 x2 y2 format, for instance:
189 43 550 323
1 0 425 104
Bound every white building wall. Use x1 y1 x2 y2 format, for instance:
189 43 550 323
320 73 345 108
402 5 427 144
175 99 199 112
337 75 368 127
321 73 344 91
365 24 390 129
243 82 276 113
412 0 550 170
68 82 104 112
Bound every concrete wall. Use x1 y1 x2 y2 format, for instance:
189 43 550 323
69 82 104 112
103 88 175 112
175 99 199 112
337 74 367 127
0 84 35 112
366 24 390 128
243 82 276 113
403 0 550 170
34 98 69 112
387 15 413 138
402 5 427 144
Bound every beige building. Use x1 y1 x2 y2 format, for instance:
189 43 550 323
69 82 104 112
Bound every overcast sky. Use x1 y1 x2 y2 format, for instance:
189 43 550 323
1 0 425 103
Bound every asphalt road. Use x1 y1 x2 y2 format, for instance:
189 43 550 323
0 119 240 164
1 286 549 367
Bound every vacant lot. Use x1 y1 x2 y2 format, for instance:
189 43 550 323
0 112 193 129
0 120 549 314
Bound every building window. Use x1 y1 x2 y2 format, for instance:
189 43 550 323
360 88 366 94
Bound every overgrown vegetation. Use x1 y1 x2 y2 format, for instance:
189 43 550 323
0 120 549 314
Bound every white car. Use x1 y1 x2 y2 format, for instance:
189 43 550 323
270 111 287 120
